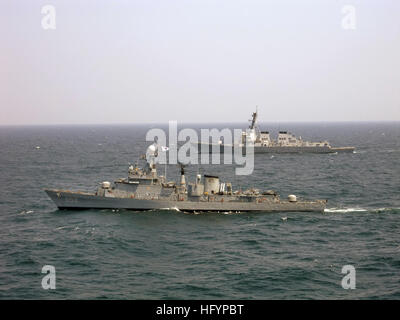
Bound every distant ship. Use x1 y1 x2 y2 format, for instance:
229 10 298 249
198 109 355 154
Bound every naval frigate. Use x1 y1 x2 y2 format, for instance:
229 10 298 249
45 144 326 213
197 109 355 154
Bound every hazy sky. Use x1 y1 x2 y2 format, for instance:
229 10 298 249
1 0 399 125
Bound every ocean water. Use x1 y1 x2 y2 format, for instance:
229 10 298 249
0 122 399 299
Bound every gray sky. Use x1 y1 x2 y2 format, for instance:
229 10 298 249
1 0 399 125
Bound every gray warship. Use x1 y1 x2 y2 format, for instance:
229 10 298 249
45 144 326 213
197 109 355 154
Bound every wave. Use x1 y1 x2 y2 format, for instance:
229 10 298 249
325 207 400 214
324 207 367 213
19 210 34 215
353 149 400 155
160 207 181 212
55 226 68 230
385 149 400 153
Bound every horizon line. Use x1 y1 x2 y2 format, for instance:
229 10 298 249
0 120 399 127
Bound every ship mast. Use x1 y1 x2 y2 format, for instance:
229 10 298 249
249 107 258 130
247 106 260 143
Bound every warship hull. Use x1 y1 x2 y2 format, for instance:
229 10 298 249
45 189 326 213
197 143 355 154
254 146 355 154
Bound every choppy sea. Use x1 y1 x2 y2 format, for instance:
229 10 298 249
0 122 399 299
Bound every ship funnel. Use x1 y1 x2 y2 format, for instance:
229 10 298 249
178 162 186 186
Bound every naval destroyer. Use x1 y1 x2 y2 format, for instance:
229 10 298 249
197 109 355 154
45 144 326 213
